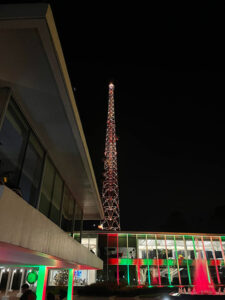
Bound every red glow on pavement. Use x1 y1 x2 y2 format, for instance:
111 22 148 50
192 259 216 295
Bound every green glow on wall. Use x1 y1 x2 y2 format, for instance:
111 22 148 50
167 259 175 266
147 264 151 286
120 258 133 265
36 266 47 300
67 269 74 300
127 265 130 285
167 265 171 285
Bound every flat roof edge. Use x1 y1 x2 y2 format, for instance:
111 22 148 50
82 230 225 236
0 3 48 19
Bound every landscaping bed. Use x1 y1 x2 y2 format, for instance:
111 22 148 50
76 282 174 297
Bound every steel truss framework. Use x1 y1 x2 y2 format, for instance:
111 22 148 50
102 83 120 231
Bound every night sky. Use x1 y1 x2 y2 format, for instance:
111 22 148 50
2 0 224 233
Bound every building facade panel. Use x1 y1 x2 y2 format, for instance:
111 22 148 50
79 232 225 288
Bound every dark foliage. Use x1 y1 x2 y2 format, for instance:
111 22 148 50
76 282 174 297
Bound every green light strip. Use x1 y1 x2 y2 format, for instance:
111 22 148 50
36 266 47 300
192 236 197 258
127 234 130 285
167 265 171 285
67 269 74 300
183 236 192 285
186 260 192 285
147 264 151 285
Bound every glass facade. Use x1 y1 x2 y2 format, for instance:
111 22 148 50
0 98 83 236
81 232 225 288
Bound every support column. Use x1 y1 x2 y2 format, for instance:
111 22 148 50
5 269 12 296
0 269 4 287
155 234 161 286
19 269 25 291
36 266 48 300
165 235 172 286
173 236 181 286
9 269 15 291
67 269 74 300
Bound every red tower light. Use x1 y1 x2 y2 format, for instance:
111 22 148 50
102 83 121 231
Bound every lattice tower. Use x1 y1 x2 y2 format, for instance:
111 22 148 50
102 83 121 231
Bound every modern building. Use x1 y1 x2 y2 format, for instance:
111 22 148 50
77 231 225 289
0 3 104 299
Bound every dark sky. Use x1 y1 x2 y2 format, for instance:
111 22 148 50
2 0 224 233
49 1 224 234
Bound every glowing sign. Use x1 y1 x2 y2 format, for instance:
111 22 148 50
27 271 38 284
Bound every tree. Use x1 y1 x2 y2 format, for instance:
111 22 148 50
54 270 68 286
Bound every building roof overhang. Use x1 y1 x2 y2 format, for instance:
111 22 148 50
0 186 103 269
82 230 225 237
0 4 104 220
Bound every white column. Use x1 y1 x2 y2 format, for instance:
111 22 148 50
20 269 25 291
9 269 15 291
0 269 4 286
5 269 12 296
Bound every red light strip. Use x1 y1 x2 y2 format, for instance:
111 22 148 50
117 233 119 285
155 235 161 285
201 236 211 284
165 235 172 285
137 263 141 285
42 267 48 300
174 236 181 285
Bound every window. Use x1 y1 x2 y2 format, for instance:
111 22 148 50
74 203 83 242
49 173 63 225
156 238 166 259
165 238 175 258
0 98 83 232
19 133 44 207
81 238 97 254
175 238 186 258
61 186 75 233
38 157 55 217
128 235 136 258
203 240 213 259
0 100 28 188
147 237 157 259
138 239 147 259
185 239 196 259
39 157 65 226
118 235 128 258
212 239 222 259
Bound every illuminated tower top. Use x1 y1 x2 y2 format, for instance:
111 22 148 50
101 83 120 231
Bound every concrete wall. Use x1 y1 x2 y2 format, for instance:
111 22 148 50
0 185 103 269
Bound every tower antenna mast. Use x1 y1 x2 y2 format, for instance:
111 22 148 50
102 83 121 231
